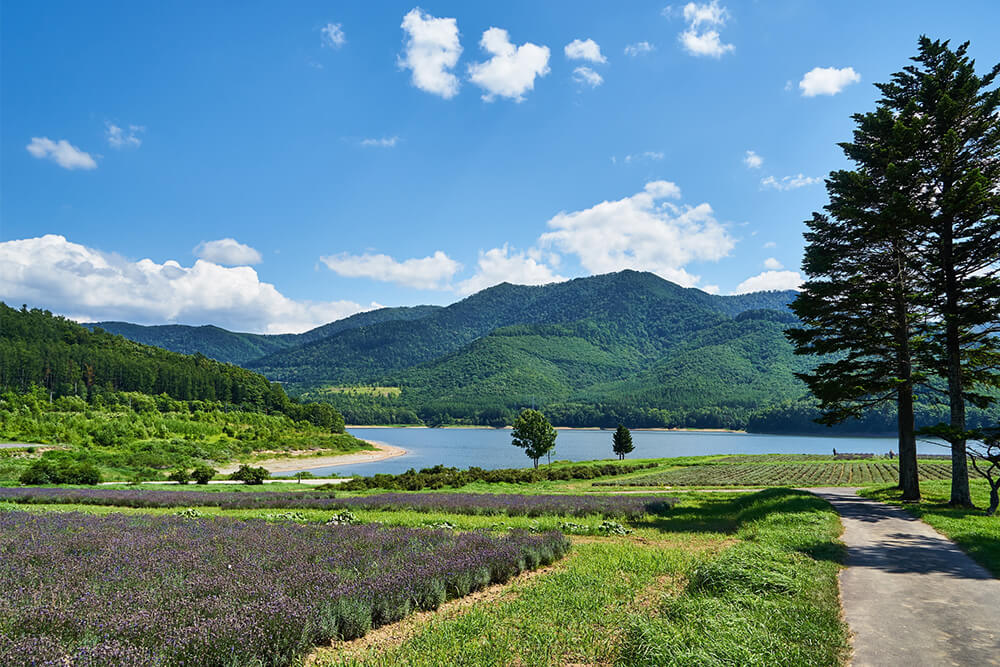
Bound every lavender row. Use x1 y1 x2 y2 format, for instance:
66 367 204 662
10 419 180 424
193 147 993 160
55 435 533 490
0 509 569 666
0 487 676 518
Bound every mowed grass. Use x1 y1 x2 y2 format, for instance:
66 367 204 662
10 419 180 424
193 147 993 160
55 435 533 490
602 461 952 488
313 489 849 666
860 479 1000 577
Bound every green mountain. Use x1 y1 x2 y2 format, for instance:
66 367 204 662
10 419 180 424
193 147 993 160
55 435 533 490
249 271 796 385
89 305 442 366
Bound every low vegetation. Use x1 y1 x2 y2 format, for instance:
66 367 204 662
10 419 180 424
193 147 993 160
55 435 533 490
0 509 568 665
601 461 953 487
0 487 676 519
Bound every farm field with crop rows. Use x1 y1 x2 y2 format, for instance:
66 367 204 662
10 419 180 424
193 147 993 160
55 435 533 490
0 510 568 666
600 462 953 487
0 488 676 519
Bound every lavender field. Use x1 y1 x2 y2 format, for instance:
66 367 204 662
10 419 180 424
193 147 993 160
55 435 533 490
0 487 676 519
0 509 569 666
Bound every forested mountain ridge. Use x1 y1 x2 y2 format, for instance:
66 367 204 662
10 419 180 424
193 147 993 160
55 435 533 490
89 304 443 366
249 271 797 384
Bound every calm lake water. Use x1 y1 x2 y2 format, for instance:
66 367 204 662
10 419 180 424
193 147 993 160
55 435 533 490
276 428 950 477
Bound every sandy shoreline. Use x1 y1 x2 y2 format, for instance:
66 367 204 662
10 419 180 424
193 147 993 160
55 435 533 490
217 440 406 475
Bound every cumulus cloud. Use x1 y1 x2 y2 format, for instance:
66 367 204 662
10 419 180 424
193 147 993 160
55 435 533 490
799 66 860 96
743 150 763 169
320 250 461 290
0 235 371 333
624 41 654 56
564 38 606 63
761 174 822 191
572 66 603 87
467 27 550 102
193 238 263 266
26 137 97 170
733 270 802 294
456 245 566 295
763 257 783 270
321 22 346 48
398 8 462 99
360 136 399 148
106 123 144 149
676 1 733 58
538 181 734 288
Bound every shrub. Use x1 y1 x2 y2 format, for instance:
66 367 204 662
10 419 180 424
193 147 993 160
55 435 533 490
191 465 216 485
167 469 191 484
19 459 102 486
232 465 269 485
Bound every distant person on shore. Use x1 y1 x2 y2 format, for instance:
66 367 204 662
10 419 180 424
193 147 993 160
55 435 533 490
888 450 894 459
833 448 838 457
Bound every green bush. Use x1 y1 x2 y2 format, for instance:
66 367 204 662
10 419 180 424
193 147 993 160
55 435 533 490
19 458 102 485
232 464 269 485
167 468 191 484
191 465 216 485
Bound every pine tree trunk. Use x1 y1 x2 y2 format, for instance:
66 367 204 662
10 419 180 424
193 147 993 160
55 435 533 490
942 223 973 507
897 383 920 501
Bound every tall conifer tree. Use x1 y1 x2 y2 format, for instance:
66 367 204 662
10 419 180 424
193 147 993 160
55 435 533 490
877 38 1000 507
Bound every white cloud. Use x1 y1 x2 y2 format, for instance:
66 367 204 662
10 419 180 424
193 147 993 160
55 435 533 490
0 235 371 333
456 245 566 295
193 238 263 266
398 8 462 99
702 284 720 294
321 23 346 48
564 38 606 63
676 1 733 58
624 41 655 56
321 250 461 290
467 27 550 102
763 241 776 248
538 180 735 288
763 257 783 270
614 151 664 165
761 174 822 191
743 150 763 169
572 66 603 88
799 66 860 97
106 123 144 149
360 136 399 148
733 270 802 294
26 137 97 170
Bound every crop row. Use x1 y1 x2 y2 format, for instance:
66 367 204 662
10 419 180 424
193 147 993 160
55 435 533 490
0 488 676 519
0 509 569 666
599 462 954 487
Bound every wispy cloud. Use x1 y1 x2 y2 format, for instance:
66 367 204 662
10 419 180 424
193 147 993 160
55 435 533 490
761 174 822 191
360 136 400 148
106 122 144 149
321 22 346 48
624 41 655 56
743 150 763 169
572 66 603 88
26 137 97 170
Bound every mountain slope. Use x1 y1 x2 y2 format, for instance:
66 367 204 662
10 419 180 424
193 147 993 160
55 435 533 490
250 271 795 384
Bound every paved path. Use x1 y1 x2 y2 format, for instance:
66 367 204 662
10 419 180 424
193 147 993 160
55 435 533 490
808 487 1000 666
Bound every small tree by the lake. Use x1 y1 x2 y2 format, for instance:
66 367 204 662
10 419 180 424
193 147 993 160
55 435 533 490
612 424 634 460
511 409 556 469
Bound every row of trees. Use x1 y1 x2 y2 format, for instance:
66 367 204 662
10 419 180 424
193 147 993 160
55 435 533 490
789 37 1000 506
510 409 635 467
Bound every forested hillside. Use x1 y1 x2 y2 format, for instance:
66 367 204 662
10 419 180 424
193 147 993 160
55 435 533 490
90 304 442 366
0 303 323 423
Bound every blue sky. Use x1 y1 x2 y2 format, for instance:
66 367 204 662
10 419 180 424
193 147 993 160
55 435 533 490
2 1 997 332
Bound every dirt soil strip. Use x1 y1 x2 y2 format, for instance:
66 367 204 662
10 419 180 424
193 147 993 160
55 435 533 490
807 487 1000 667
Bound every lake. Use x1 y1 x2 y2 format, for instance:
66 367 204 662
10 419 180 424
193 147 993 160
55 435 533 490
276 428 951 477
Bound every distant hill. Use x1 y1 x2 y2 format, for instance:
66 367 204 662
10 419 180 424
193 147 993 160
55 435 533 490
89 305 442 366
249 271 796 385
